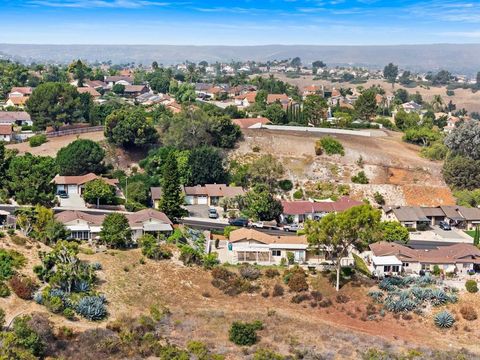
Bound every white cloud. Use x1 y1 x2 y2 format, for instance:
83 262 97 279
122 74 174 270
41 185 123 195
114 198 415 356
28 0 170 8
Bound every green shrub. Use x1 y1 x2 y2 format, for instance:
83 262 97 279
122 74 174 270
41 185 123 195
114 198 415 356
293 189 303 200
0 282 10 297
420 142 448 160
202 253 219 269
351 171 369 184
45 295 64 314
139 234 172 260
253 349 285 360
353 253 371 277
465 279 478 293
229 320 263 346
373 192 385 205
223 226 238 239
432 265 441 276
284 268 308 292
9 275 36 300
29 134 47 147
318 136 345 156
278 179 293 192
0 249 26 281
63 307 76 320
0 308 4 328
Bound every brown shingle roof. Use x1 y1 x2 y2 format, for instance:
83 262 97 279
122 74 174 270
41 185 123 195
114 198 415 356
53 173 118 187
370 241 480 264
127 208 172 225
55 210 105 226
0 111 31 123
77 87 101 97
150 187 162 201
229 228 307 245
266 94 289 104
282 197 362 215
184 184 244 198
10 87 32 96
55 209 172 226
124 85 148 93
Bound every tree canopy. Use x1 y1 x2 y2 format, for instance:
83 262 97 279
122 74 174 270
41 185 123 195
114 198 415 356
100 213 132 248
383 63 399 87
83 179 116 206
240 185 283 221
445 121 480 160
105 107 158 148
26 82 84 130
187 146 228 186
354 89 378 121
158 152 186 220
56 139 105 176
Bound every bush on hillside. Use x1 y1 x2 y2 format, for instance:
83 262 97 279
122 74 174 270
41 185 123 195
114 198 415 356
351 171 369 184
229 320 263 346
278 179 293 192
9 275 37 300
317 136 345 156
29 134 47 147
460 306 477 321
465 279 478 293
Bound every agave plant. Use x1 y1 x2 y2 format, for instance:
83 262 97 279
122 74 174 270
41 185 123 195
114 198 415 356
91 262 102 271
430 289 449 306
33 291 43 304
76 296 108 321
368 291 384 302
434 311 455 328
74 280 90 293
379 279 396 292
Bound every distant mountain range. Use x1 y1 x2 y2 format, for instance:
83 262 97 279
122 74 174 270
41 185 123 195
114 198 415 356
1 43 480 75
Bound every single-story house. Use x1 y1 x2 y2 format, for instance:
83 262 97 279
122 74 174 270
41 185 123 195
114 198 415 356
402 101 422 113
105 75 134 88
266 94 290 109
8 87 33 98
55 208 173 242
0 111 33 127
77 87 101 98
234 91 256 107
371 256 403 277
184 184 245 206
302 85 323 98
224 228 353 267
368 241 480 275
84 80 107 90
382 205 480 230
232 117 271 129
52 173 120 195
281 197 363 223
0 125 13 142
124 85 149 97
150 187 162 209
6 97 28 107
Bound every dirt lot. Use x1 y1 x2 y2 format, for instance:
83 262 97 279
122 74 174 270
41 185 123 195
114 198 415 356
269 73 480 113
6 131 106 157
235 129 454 206
1 235 479 359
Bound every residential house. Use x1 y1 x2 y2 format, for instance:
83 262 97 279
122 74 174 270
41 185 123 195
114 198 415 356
402 101 422 113
382 205 480 230
77 87 101 99
52 173 120 195
55 208 173 242
84 80 107 91
205 86 227 99
0 111 33 127
0 125 13 142
8 87 33 98
183 184 245 206
105 75 134 88
281 197 363 224
302 85 323 98
368 241 480 275
224 228 353 267
234 91 256 107
266 94 290 109
6 97 28 108
124 85 149 97
232 117 271 129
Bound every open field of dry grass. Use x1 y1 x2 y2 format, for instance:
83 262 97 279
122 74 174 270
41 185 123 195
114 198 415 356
234 129 455 206
269 73 480 113
1 235 479 359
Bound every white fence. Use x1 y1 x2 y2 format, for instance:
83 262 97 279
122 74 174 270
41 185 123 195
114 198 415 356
46 126 104 138
257 124 379 137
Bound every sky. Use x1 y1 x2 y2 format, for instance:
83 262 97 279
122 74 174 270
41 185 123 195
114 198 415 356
1 0 480 45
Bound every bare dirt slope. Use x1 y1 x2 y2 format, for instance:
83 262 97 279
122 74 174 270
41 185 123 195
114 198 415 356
235 129 455 206
6 131 105 157
1 236 479 359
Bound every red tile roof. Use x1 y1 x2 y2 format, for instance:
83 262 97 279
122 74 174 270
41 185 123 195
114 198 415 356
53 173 119 187
232 117 271 129
0 125 13 135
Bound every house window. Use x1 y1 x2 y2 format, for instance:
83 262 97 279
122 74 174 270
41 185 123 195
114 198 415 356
402 263 409 267
421 263 429 271
383 265 391 272
392 265 400 272
271 250 281 257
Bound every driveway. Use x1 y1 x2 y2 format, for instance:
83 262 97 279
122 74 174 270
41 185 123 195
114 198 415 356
58 193 86 209
185 204 225 219
409 226 473 243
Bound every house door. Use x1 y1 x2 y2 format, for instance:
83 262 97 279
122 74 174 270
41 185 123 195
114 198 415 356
67 185 78 194
197 196 208 205
294 251 305 263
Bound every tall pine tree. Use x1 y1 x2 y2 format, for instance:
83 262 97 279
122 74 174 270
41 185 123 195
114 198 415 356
159 152 186 221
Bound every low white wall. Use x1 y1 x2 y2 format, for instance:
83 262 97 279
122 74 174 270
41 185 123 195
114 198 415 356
259 124 375 137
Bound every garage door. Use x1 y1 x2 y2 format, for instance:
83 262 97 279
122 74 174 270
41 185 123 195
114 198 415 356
185 196 194 205
197 196 208 205
67 185 78 194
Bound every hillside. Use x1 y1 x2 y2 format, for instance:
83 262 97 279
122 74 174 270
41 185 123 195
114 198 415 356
1 234 479 359
2 43 480 73
233 129 455 207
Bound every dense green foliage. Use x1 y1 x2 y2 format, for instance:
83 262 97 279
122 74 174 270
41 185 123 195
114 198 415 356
139 234 172 260
158 153 187 220
56 139 105 176
240 185 283 221
26 82 84 129
100 213 132 248
379 221 410 243
105 107 158 148
229 320 263 346
187 146 228 186
28 134 47 147
83 179 116 206
443 156 480 190
6 153 58 206
317 136 345 155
